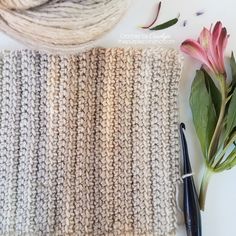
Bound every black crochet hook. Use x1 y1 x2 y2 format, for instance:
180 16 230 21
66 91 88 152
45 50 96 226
180 123 202 236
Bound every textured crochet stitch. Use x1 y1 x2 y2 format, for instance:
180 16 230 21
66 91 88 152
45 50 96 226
0 48 182 236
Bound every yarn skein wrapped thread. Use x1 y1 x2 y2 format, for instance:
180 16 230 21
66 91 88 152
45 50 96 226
0 0 129 53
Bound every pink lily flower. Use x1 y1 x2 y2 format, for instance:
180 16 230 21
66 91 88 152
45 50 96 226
181 21 229 77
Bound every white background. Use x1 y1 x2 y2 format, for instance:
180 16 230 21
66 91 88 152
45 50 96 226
1 0 236 235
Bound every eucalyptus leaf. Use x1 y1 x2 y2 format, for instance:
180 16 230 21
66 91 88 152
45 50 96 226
190 70 217 157
203 69 221 116
149 17 179 30
230 52 236 90
224 87 236 140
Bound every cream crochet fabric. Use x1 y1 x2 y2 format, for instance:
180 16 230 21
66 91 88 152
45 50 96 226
0 48 182 236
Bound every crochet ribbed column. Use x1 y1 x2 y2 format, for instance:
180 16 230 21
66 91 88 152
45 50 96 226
0 48 182 236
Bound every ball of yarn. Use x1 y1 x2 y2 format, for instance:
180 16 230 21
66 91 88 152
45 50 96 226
0 0 129 53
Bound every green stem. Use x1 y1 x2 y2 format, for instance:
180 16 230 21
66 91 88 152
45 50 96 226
199 168 213 211
208 77 227 161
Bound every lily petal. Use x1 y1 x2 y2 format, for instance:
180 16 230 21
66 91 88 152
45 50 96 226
199 27 211 50
216 27 228 74
218 28 229 52
212 21 223 44
203 22 224 74
181 39 212 69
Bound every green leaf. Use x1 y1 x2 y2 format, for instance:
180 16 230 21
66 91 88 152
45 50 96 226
230 52 236 90
203 69 221 116
190 70 217 157
214 150 236 172
218 149 236 171
225 87 236 139
226 158 236 170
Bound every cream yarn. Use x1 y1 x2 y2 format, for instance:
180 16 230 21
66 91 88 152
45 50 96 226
0 0 129 52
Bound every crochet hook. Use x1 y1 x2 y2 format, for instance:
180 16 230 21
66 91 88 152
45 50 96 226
180 123 202 236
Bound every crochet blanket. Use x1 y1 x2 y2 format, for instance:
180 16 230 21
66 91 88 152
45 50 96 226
0 48 182 236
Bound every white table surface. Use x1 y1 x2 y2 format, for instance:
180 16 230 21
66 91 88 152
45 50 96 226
1 0 236 235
